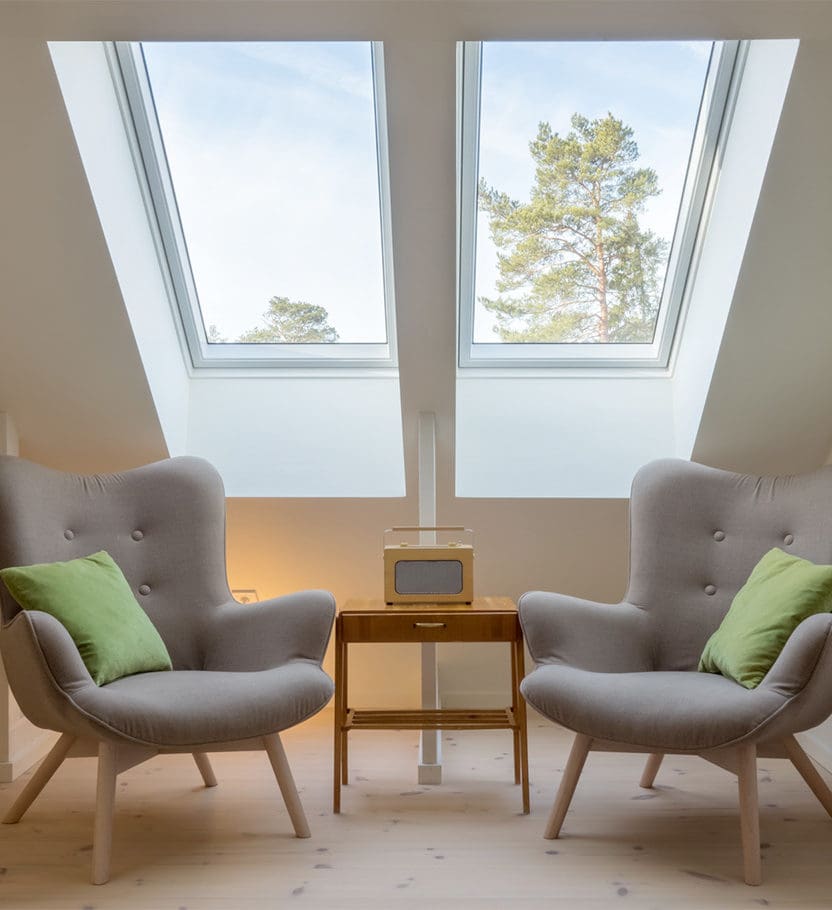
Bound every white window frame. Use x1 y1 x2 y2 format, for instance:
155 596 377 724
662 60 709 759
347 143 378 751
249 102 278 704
457 40 743 370
111 41 397 370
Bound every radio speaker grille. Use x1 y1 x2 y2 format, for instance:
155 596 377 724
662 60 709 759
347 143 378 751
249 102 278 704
394 559 463 595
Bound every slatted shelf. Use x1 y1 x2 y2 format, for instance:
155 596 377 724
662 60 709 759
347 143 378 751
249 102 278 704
345 708 516 731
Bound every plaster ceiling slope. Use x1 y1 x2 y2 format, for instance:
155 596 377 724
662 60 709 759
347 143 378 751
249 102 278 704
0 33 167 473
3 0 832 483
692 36 832 476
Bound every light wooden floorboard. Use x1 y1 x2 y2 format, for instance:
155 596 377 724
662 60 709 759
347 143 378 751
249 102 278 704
1 710 831 908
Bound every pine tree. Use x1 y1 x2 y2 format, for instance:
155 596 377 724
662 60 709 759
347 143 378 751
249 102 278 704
479 113 667 343
237 296 339 343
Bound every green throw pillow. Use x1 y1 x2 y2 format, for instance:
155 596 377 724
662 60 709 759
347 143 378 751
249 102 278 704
699 547 832 689
0 550 172 686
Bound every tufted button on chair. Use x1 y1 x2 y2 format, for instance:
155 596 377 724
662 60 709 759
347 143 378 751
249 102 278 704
520 458 832 885
0 456 336 884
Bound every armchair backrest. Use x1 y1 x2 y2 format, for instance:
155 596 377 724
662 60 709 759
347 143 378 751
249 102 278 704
0 456 231 669
626 459 832 671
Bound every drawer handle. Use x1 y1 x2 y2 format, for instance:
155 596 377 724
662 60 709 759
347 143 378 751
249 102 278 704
413 622 447 629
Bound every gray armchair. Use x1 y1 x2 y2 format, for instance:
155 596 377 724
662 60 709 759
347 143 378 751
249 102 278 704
520 458 832 885
0 455 335 883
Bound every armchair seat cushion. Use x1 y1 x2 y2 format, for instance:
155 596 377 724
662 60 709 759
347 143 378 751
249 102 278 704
70 662 334 748
521 664 788 752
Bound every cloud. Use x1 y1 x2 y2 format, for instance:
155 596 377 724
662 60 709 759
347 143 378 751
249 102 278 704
471 40 713 338
144 41 387 343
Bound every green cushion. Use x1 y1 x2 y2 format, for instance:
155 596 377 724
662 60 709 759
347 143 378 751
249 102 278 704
699 547 832 689
0 550 172 686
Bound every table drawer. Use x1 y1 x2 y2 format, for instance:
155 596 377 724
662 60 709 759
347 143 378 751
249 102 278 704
340 611 518 643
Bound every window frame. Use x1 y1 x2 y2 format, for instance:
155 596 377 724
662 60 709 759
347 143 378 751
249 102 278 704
457 39 743 370
111 40 397 370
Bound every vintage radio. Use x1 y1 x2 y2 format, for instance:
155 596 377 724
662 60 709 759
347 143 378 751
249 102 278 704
383 526 474 604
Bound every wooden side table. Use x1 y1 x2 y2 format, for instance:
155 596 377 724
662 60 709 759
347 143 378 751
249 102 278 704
333 596 529 814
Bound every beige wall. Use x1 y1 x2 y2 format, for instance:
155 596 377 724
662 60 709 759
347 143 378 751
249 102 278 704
226 496 629 705
0 415 59 781
3 0 832 730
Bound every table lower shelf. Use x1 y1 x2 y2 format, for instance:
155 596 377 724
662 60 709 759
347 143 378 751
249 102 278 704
344 707 518 731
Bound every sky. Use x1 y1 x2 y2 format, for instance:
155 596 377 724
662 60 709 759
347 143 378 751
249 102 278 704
141 40 711 346
142 41 387 344
474 41 712 342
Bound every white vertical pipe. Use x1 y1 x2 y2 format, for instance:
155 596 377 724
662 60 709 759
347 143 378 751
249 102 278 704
417 411 442 784
0 413 19 457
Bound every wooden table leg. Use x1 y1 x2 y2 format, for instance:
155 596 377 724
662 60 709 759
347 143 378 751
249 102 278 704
333 618 343 814
514 634 530 814
341 638 349 786
511 641 521 785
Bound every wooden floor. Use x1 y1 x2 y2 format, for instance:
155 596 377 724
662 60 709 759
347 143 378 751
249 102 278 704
1 710 831 908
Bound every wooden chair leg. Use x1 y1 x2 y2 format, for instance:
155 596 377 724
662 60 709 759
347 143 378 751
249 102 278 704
192 752 218 788
3 733 75 824
784 735 832 819
544 733 592 839
737 743 761 886
640 752 664 789
334 631 344 814
263 734 311 838
92 742 118 885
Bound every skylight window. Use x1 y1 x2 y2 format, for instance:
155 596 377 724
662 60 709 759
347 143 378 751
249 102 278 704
114 42 395 367
458 40 741 368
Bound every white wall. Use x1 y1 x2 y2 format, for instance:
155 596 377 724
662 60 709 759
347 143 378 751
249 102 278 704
188 374 406 496
457 375 674 498
3 1 832 762
692 34 832 475
49 41 190 457
675 40 798 461
0 33 167 473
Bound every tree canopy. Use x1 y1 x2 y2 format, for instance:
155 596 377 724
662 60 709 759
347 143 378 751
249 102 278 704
479 113 667 344
236 296 339 344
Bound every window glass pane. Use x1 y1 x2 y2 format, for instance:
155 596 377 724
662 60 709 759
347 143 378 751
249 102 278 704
141 42 387 344
474 41 712 345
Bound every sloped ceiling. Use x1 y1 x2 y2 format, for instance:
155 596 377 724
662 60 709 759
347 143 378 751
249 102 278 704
2 1 832 481
0 35 167 471
691 37 832 475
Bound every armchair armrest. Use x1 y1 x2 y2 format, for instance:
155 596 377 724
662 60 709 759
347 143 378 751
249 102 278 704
754 613 832 740
1 610 96 732
760 613 832 698
203 589 336 672
519 591 652 672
